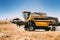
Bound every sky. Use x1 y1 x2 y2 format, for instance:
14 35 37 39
0 0 60 21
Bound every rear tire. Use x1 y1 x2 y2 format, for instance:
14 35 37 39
51 27 56 31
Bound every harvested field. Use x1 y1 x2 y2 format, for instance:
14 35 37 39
0 20 60 40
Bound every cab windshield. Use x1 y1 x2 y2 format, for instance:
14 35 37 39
23 11 30 19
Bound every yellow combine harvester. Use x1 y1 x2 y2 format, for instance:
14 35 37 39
22 11 59 31
11 11 60 31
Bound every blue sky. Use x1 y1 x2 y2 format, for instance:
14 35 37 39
0 0 60 20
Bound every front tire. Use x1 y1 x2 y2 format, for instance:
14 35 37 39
24 22 35 31
28 25 35 31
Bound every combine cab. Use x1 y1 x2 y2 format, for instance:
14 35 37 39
23 11 59 31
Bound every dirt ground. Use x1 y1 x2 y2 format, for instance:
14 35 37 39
0 20 60 40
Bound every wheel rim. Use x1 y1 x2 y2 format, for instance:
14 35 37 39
29 26 34 31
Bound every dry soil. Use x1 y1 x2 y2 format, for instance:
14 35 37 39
0 20 60 40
